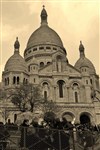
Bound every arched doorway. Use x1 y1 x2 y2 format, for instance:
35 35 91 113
80 113 91 124
62 112 75 123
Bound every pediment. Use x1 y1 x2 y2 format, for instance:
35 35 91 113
39 63 52 74
67 64 81 75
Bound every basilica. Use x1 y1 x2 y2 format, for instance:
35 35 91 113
1 7 100 125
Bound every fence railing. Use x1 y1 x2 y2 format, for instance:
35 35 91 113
0 124 100 150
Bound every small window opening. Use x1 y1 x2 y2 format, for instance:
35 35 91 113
46 47 51 49
33 48 37 51
75 92 78 103
39 47 44 50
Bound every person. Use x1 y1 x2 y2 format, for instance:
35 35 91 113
20 119 29 148
0 122 9 149
82 128 95 150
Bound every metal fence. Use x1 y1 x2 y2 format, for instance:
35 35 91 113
0 125 100 150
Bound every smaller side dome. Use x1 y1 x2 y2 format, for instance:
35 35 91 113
74 41 96 74
4 54 28 73
4 38 28 73
75 57 96 73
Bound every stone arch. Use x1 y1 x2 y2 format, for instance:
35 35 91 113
41 80 51 100
52 51 66 61
40 62 44 68
70 81 81 88
62 112 75 123
47 61 51 65
79 112 93 124
40 79 51 87
70 81 81 103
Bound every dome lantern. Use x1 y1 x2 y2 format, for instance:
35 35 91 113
41 5 48 26
79 41 85 58
14 37 20 53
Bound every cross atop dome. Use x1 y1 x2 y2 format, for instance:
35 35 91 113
41 5 48 25
43 5 45 9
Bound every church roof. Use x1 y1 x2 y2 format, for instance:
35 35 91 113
26 25 64 49
26 6 64 50
4 53 28 73
74 42 96 74
75 55 96 74
4 38 28 73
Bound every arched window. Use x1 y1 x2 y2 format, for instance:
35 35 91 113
86 80 88 84
23 78 25 84
75 92 78 103
57 80 65 98
26 79 28 84
39 47 44 50
14 114 17 123
47 62 51 65
40 62 44 68
13 76 16 84
5 78 7 86
43 82 48 86
73 83 79 103
43 82 49 100
73 83 79 88
34 78 35 83
17 76 19 84
44 91 47 101
90 79 93 84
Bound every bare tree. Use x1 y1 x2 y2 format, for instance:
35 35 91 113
42 100 59 122
11 84 43 112
1 109 10 123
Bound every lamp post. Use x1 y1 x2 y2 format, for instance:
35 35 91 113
71 118 76 150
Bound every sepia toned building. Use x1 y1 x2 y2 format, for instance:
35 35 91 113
1 7 100 124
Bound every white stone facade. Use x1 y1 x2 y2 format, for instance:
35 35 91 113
1 7 100 125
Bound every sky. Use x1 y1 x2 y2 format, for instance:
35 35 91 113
0 0 100 82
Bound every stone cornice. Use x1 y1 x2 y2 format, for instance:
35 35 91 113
56 103 94 109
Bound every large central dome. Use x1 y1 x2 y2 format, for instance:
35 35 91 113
26 6 64 50
26 25 63 49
